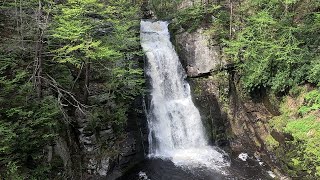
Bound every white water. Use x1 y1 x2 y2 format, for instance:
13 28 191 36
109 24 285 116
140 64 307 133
140 20 230 170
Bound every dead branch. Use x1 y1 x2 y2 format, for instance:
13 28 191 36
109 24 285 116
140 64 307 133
30 75 89 124
71 62 84 91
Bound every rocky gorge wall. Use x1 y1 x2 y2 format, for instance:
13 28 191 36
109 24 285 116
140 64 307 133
171 10 289 178
46 96 148 180
76 95 148 179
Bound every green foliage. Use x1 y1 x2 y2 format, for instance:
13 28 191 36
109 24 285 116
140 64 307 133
204 9 230 43
269 114 290 132
268 88 320 178
298 89 320 115
308 59 320 86
50 0 121 66
220 0 320 94
225 4 320 176
173 4 221 32
0 0 144 178
289 85 304 97
0 52 61 178
5 161 24 180
224 9 303 93
299 12 320 87
284 116 320 178
285 116 318 138
111 63 145 100
149 0 183 19
88 102 128 132
50 0 144 128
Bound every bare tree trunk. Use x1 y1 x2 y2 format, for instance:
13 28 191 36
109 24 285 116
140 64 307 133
33 0 50 98
34 0 43 98
19 0 24 49
14 0 18 29
238 0 243 30
35 38 43 98
229 0 233 39
84 63 90 104
47 145 53 163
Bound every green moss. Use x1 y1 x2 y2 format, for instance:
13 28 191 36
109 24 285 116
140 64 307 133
269 114 290 131
285 116 318 138
268 88 320 178
212 71 229 104
192 80 203 96
265 134 279 151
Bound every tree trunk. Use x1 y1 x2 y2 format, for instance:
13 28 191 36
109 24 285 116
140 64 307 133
84 63 90 104
229 0 233 39
34 0 43 98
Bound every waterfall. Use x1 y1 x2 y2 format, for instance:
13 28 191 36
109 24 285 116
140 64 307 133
140 20 230 170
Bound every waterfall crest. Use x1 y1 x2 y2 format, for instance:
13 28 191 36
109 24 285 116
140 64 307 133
140 20 230 170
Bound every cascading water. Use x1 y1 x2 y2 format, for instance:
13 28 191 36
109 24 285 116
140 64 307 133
140 20 230 171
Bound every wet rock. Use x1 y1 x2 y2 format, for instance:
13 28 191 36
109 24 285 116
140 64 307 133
54 137 72 176
87 157 111 176
97 157 110 176
189 77 229 144
176 28 226 77
87 158 97 173
271 130 294 144
82 129 94 136
141 1 156 19
120 135 137 157
99 129 114 141
84 145 96 152
82 134 96 145
238 153 249 161
186 65 201 77
217 139 229 147
75 109 88 128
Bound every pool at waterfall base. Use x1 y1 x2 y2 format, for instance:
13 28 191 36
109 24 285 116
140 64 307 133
117 152 273 180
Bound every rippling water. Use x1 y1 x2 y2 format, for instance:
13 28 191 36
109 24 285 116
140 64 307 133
117 153 272 180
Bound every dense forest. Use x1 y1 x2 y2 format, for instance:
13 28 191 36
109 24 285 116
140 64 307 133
0 0 144 179
0 0 319 179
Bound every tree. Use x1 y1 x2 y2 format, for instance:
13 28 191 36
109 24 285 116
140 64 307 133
0 0 144 178
223 0 317 93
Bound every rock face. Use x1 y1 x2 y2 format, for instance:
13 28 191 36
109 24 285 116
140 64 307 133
74 92 147 179
183 52 287 178
188 74 230 146
175 28 225 77
177 0 195 9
